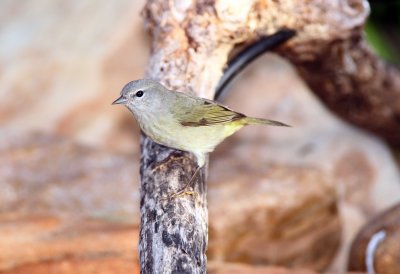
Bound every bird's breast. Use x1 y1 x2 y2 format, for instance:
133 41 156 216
139 114 180 146
138 113 243 155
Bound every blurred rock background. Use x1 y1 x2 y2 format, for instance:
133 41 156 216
0 1 399 273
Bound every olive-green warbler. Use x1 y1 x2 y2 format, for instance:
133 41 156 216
113 79 289 193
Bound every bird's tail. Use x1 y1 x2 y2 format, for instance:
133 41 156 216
243 117 291 127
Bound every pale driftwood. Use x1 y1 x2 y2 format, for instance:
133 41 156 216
138 0 399 273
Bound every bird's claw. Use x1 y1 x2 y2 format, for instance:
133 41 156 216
161 189 196 201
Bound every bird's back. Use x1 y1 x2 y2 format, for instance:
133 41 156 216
138 90 243 156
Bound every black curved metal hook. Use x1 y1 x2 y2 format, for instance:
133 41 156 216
214 29 296 100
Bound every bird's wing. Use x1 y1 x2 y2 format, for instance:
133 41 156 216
173 95 245 127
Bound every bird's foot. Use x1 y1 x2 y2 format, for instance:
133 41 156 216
167 189 196 200
161 166 201 201
161 188 196 201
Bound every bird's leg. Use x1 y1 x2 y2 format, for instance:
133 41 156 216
165 165 201 200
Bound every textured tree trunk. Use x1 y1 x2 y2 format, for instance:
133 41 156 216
138 0 400 273
139 137 208 273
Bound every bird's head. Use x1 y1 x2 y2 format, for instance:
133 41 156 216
113 79 167 116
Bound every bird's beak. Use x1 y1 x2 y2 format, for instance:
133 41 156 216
112 96 128 105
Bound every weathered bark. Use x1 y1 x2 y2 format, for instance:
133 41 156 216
282 34 400 146
138 0 400 272
139 138 207 273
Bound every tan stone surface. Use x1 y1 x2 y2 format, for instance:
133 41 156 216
208 165 340 270
208 262 321 274
0 215 139 274
0 258 137 274
0 0 148 152
208 262 366 274
0 133 139 219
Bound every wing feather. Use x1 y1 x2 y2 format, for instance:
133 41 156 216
173 95 245 127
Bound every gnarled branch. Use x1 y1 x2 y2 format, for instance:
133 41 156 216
138 0 400 273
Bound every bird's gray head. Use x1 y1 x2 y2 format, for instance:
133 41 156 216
113 79 167 116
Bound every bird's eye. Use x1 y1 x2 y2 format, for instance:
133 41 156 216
136 90 144 97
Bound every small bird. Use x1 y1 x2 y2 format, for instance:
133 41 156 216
113 79 289 195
